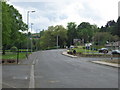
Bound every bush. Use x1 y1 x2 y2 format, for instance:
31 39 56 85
10 46 18 53
82 46 85 49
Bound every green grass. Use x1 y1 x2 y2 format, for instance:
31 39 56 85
2 52 31 60
0 49 31 52
19 49 31 52
73 48 98 53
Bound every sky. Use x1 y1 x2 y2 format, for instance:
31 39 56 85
7 0 119 33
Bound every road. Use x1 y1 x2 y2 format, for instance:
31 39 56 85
2 49 118 88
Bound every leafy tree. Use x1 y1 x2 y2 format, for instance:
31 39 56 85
77 22 98 43
117 17 120 37
2 2 12 54
93 32 119 45
67 22 77 47
52 25 67 48
99 20 119 37
2 2 27 54
39 25 67 49
40 29 45 37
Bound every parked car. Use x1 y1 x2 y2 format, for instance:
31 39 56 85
112 50 120 55
98 48 108 53
70 45 75 49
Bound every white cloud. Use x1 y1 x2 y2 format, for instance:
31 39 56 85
8 0 119 32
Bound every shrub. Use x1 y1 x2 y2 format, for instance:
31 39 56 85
82 46 86 49
10 46 18 53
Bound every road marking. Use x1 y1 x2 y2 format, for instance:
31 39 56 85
29 65 35 88
36 59 39 64
48 80 60 83
13 76 28 80
2 82 17 88
29 53 39 88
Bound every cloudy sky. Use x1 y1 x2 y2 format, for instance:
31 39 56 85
8 0 119 33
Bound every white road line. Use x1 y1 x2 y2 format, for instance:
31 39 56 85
2 82 17 88
36 59 39 64
29 54 39 88
29 64 35 88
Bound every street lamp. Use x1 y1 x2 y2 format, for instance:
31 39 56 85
26 10 35 58
31 23 34 52
36 29 40 51
57 35 58 49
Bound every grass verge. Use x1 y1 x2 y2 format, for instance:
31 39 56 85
2 52 31 60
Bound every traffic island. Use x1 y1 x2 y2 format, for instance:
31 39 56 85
62 52 77 58
67 50 120 58
91 60 120 68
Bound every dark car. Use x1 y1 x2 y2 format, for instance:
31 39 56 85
112 50 120 55
98 48 108 53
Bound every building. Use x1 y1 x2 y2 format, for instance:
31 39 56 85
105 41 120 50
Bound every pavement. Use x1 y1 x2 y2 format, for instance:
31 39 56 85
2 51 38 88
62 51 119 68
91 61 120 68
2 49 119 88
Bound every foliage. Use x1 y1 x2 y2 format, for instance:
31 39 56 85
67 22 77 47
2 2 27 54
39 25 67 50
93 32 119 45
10 46 17 53
77 22 99 43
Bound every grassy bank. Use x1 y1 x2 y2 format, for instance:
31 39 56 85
2 52 31 60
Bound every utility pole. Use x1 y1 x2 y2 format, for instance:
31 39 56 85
31 23 33 52
26 10 35 58
57 35 58 49
36 29 40 51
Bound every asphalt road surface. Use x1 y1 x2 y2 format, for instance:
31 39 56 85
2 49 118 88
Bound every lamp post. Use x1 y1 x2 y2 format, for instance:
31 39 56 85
36 29 40 51
26 10 35 58
57 35 58 49
31 23 33 52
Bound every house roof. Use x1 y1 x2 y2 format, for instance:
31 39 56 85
105 41 120 47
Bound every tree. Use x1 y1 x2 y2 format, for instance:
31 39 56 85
2 2 27 54
39 27 56 50
40 29 45 37
2 2 12 54
38 25 67 50
100 20 119 37
93 32 119 45
67 22 77 47
52 25 67 48
77 22 98 43
117 17 120 37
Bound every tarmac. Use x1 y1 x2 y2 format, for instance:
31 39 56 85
62 51 119 68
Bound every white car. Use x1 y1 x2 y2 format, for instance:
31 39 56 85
112 50 120 55
70 45 74 49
